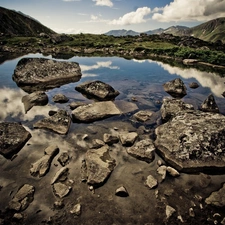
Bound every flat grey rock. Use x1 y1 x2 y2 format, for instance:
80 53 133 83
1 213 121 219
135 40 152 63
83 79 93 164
72 101 121 122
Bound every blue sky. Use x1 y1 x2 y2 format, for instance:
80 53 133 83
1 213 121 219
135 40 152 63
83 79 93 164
0 0 225 34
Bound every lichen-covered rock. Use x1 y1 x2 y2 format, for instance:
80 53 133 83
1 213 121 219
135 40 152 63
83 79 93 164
85 145 116 186
75 80 119 101
30 145 59 177
155 111 225 172
160 98 194 122
163 78 187 98
33 110 71 134
22 91 48 113
72 101 121 123
9 184 35 212
13 58 82 93
200 94 219 113
127 139 155 163
0 122 31 159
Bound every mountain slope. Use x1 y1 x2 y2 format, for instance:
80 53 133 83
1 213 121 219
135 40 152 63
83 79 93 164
0 6 56 36
163 26 189 36
187 17 225 42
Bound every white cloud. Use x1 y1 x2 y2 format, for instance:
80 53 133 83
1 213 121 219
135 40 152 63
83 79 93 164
92 0 113 7
152 0 225 22
80 61 119 72
109 7 151 25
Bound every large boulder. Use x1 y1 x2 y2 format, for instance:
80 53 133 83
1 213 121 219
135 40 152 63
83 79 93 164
84 145 116 187
0 122 31 159
72 101 121 122
33 110 71 134
13 58 82 93
75 80 120 101
155 111 225 173
163 78 187 98
161 98 194 122
22 91 48 113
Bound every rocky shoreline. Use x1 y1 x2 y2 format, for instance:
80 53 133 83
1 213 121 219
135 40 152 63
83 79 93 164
1 57 225 224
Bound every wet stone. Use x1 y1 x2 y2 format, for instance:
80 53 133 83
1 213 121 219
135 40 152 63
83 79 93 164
189 82 199 89
119 132 138 146
70 204 82 216
52 182 72 198
200 94 220 113
127 139 155 163
0 122 32 159
22 91 48 113
52 93 69 103
57 151 70 167
115 186 129 197
33 109 71 135
133 110 154 122
75 80 120 101
9 184 35 212
103 133 119 145
145 175 158 189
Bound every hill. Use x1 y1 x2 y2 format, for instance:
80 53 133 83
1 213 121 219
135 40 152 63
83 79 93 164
0 6 56 37
186 17 225 43
104 29 139 36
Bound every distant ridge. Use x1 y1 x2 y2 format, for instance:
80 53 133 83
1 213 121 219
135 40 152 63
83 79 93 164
0 6 56 36
105 18 225 43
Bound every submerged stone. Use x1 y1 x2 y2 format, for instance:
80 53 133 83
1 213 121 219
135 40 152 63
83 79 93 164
200 94 219 113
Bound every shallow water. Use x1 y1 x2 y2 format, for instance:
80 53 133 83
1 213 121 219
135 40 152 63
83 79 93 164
1 54 225 224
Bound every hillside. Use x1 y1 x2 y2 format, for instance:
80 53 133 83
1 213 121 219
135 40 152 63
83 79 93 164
187 17 225 43
104 29 139 36
0 6 56 37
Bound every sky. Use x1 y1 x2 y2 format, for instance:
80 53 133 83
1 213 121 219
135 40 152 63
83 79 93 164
1 0 225 34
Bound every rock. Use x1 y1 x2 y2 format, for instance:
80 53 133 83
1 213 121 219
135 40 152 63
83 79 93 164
69 101 86 110
0 122 31 159
54 200 64 210
205 183 225 207
52 93 69 103
199 173 211 188
166 205 176 219
81 159 87 182
133 110 153 122
52 182 72 198
33 109 71 135
50 34 73 44
9 184 35 211
166 166 180 177
70 203 81 216
22 91 48 113
163 78 187 98
30 145 59 177
189 208 195 217
189 82 199 89
115 186 129 197
155 111 225 173
119 132 138 146
57 151 70 167
13 58 82 93
75 80 119 101
127 139 155 163
85 145 116 186
145 175 158 189
90 139 105 149
13 213 23 221
157 165 167 182
200 94 219 113
183 59 199 65
72 101 121 123
161 98 194 122
103 133 119 145
51 167 69 185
